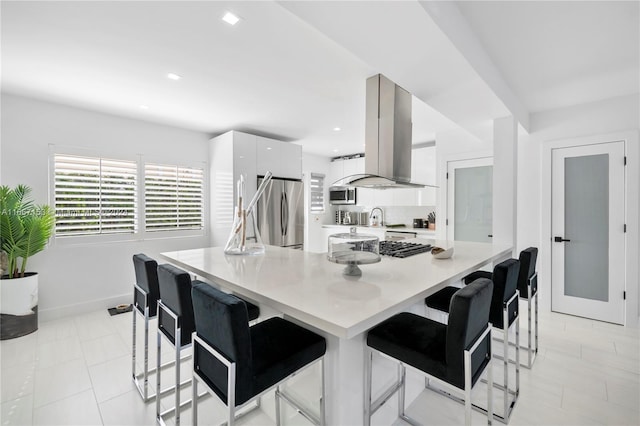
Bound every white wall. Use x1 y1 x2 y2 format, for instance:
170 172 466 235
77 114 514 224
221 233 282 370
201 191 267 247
302 152 332 253
493 116 518 251
524 93 640 326
1 94 210 320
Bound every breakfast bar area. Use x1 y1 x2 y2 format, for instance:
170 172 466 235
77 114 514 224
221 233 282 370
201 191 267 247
160 240 512 425
2 2 639 425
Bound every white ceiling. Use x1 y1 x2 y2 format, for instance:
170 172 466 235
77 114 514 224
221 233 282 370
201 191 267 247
456 0 639 113
2 1 638 157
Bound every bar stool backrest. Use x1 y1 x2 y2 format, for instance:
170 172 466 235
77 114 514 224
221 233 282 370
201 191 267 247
133 253 160 317
446 278 493 388
191 283 253 405
517 247 538 297
157 264 196 344
490 259 520 329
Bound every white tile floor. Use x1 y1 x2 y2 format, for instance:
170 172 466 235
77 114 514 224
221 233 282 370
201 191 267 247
1 307 638 425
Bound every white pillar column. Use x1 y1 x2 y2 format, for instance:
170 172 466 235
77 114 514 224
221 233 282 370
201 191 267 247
493 116 518 254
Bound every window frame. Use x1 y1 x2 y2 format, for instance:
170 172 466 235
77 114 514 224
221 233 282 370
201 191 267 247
48 145 207 246
309 172 326 214
142 161 206 238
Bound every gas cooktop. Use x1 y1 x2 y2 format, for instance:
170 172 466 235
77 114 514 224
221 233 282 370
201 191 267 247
379 241 433 258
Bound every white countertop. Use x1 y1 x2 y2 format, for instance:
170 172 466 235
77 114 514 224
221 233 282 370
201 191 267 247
160 240 510 339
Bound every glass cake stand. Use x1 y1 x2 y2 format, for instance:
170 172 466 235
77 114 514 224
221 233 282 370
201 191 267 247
327 227 381 276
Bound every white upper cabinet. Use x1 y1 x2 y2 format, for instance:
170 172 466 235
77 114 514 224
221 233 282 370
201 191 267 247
411 146 437 206
256 136 302 180
255 136 280 177
328 159 344 186
343 156 364 177
280 141 302 179
233 132 258 195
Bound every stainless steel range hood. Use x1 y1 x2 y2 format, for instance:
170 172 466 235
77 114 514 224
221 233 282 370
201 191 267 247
335 74 431 189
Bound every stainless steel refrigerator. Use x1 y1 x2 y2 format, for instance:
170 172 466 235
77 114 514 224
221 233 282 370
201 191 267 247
256 177 304 249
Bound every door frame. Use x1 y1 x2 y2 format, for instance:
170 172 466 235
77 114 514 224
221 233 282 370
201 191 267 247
437 150 492 241
446 157 493 242
551 141 625 324
541 130 639 327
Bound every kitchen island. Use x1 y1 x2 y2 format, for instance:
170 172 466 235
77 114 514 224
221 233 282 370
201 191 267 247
160 239 511 425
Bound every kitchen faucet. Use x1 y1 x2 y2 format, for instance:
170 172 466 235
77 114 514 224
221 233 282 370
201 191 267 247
370 207 384 227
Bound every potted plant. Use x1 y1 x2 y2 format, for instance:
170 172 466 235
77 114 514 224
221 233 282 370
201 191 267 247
0 185 54 339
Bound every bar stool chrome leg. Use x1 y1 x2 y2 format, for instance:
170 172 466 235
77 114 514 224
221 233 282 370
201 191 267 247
132 285 154 401
520 273 538 369
156 302 187 426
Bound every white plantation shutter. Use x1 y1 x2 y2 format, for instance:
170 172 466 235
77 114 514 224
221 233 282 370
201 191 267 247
54 154 137 236
145 164 204 231
310 173 325 213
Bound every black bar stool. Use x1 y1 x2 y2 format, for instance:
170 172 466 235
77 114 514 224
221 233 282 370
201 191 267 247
190 282 326 426
156 264 196 426
132 253 162 401
156 265 260 425
366 278 494 426
517 248 538 368
425 259 521 423
459 249 539 369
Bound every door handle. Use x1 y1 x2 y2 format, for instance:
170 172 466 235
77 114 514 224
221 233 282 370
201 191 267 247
282 192 288 237
554 236 571 242
488 234 493 238
280 193 286 236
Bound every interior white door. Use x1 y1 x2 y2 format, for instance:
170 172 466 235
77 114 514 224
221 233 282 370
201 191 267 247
446 158 493 242
551 141 625 324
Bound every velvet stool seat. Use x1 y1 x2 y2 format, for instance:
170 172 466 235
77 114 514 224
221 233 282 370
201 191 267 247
365 278 494 426
132 253 162 401
155 265 260 426
425 259 521 423
191 283 327 426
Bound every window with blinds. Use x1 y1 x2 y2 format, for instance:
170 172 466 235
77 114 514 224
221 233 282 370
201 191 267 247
54 154 137 236
310 173 325 213
144 164 204 231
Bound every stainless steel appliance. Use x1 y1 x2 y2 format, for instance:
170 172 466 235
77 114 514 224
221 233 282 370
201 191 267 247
384 230 417 241
379 240 432 258
257 176 304 249
329 186 356 205
331 74 436 189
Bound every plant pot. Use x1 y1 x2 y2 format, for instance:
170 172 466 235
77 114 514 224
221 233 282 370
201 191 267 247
428 223 435 230
1 272 38 339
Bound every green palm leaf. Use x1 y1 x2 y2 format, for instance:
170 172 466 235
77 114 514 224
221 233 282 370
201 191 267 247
0 185 53 278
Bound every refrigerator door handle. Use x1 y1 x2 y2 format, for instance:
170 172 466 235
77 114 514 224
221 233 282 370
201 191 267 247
283 192 288 237
280 192 286 237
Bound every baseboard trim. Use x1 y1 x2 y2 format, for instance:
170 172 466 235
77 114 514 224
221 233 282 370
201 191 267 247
40 294 131 322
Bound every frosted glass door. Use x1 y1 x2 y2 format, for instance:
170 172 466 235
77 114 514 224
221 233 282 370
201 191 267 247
551 141 625 324
447 158 493 242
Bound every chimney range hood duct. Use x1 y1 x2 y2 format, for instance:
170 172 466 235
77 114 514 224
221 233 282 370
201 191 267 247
334 74 432 189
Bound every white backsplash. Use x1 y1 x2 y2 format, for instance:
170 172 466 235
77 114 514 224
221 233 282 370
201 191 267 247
331 205 435 227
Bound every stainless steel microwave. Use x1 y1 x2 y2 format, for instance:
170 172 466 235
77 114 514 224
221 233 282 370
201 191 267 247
329 186 356 205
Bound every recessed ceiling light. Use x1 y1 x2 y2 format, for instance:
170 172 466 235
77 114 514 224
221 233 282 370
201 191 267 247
333 127 341 131
333 149 339 153
222 11 240 26
167 73 182 81
266 147 272 151
139 105 149 110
